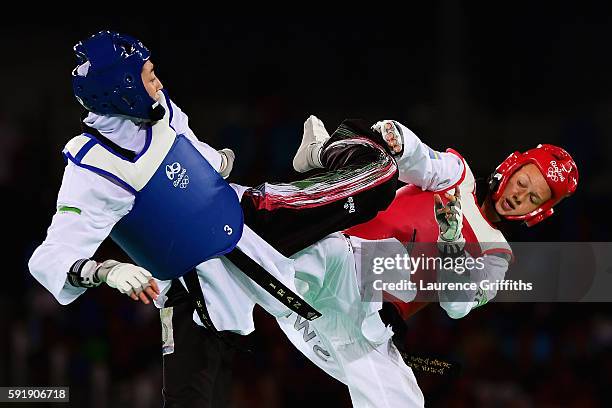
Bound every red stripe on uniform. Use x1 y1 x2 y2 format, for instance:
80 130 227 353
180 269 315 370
246 138 397 211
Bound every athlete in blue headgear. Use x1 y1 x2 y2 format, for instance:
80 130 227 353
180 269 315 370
29 30 400 406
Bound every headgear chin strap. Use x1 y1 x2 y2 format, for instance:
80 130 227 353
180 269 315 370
488 144 579 227
72 30 164 121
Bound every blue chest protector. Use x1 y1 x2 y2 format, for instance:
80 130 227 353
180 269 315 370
64 115 243 281
111 135 243 280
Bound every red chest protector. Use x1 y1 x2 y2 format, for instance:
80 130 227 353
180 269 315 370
346 152 510 320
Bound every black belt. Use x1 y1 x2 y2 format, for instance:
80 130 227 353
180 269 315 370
183 269 216 331
224 249 321 321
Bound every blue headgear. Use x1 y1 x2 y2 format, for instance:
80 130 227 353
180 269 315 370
72 31 164 121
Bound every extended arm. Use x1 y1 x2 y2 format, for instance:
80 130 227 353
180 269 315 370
28 164 158 304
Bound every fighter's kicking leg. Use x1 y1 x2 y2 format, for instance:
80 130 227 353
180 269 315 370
241 117 399 257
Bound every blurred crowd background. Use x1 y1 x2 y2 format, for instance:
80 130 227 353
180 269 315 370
1 5 611 407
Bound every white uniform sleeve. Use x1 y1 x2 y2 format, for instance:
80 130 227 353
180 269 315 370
394 122 464 191
437 253 509 319
28 164 134 305
169 100 223 172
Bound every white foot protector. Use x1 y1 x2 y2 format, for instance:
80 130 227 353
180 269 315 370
292 115 330 173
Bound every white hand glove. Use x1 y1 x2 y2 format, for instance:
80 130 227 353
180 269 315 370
372 120 403 155
218 148 235 179
96 260 154 296
434 187 465 255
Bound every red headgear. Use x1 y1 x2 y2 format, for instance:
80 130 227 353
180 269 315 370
489 144 578 227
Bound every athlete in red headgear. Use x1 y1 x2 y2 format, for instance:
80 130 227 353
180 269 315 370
273 119 578 407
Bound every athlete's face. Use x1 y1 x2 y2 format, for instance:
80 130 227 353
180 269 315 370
141 60 163 101
495 164 552 216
